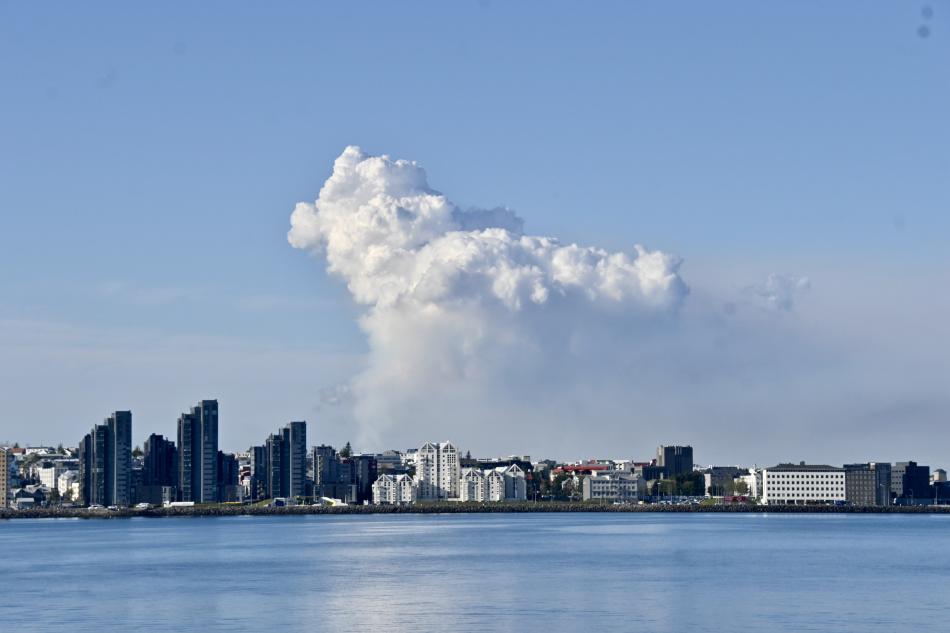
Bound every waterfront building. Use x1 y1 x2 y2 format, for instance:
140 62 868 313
582 471 643 502
459 468 487 502
310 445 377 503
891 462 931 502
313 444 337 489
740 468 763 499
139 434 177 505
703 466 744 496
217 451 240 502
372 473 417 505
0 447 10 508
456 464 527 502
414 441 460 500
657 445 693 476
844 462 891 507
57 470 79 501
760 463 845 505
282 422 307 498
78 411 132 507
933 469 947 484
177 400 219 503
252 421 308 500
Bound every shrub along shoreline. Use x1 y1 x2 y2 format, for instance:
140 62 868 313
3 501 950 520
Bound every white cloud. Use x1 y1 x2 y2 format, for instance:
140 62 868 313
288 147 690 448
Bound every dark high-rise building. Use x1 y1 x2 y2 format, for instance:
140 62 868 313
177 400 219 503
892 462 930 501
657 445 693 477
217 451 239 502
253 421 309 500
265 433 283 498
313 445 337 488
249 445 268 501
350 454 378 504
140 434 177 505
844 462 891 507
78 411 132 507
283 421 307 498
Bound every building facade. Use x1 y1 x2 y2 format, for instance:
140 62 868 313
582 472 642 502
79 411 132 507
177 400 219 503
414 441 460 500
844 462 891 507
140 434 177 505
657 445 693 476
891 462 931 501
761 463 845 505
372 473 417 505
252 421 308 500
0 447 10 508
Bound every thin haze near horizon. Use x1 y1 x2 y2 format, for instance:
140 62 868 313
1 3 948 466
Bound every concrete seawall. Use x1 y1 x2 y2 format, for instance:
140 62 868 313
4 502 950 520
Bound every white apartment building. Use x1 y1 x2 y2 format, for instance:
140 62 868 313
761 463 846 505
582 471 643 502
57 471 79 499
741 468 762 499
372 473 418 505
459 465 527 502
38 463 69 491
414 441 460 500
459 468 488 502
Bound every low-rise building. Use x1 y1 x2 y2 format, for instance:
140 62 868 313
582 472 643 503
57 471 80 501
372 473 417 505
844 462 891 507
761 463 845 505
458 465 527 502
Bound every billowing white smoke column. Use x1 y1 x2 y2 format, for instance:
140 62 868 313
289 146 688 448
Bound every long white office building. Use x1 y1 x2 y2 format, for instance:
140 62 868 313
760 463 846 505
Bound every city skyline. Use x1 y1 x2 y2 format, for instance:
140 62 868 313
2 3 948 466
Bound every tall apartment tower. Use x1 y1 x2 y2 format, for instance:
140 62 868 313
657 445 694 477
282 421 307 498
254 421 308 499
78 411 132 507
177 400 219 503
414 441 460 500
141 434 177 505
264 432 283 498
0 447 10 509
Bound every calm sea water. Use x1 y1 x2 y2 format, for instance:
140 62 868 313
1 512 948 632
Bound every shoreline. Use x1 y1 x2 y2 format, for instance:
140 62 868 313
4 502 950 520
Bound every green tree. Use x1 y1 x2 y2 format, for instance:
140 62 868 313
132 445 144 458
339 442 352 458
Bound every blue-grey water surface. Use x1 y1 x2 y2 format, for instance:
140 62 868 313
2 512 948 632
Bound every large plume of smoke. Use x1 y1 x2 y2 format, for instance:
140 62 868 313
289 147 691 450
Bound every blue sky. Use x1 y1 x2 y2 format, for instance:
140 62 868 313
1 2 948 464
